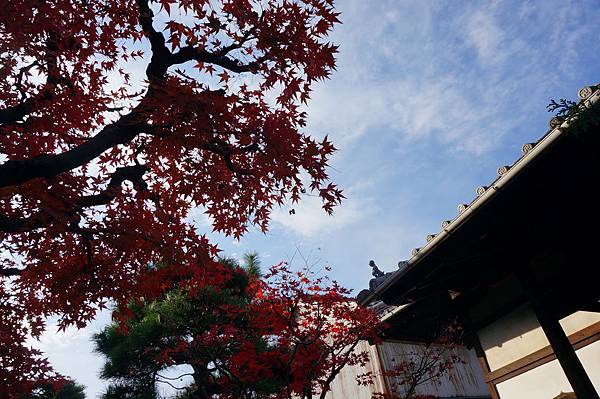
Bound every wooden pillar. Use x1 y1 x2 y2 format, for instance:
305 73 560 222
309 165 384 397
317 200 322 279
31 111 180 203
516 268 599 399
458 310 501 399
472 336 501 399
374 343 394 398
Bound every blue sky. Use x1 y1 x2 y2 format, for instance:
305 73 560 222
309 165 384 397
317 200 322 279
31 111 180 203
35 0 600 396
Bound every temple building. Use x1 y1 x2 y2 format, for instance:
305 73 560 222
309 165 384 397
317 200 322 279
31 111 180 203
353 84 600 399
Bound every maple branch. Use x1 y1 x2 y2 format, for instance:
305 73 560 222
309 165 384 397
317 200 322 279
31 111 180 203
0 99 35 126
0 212 53 234
0 33 68 127
171 46 259 73
136 0 171 79
170 24 260 73
15 61 40 101
0 116 150 188
0 1 166 188
0 2 261 188
0 165 148 235
318 340 361 399
77 164 149 208
201 140 255 176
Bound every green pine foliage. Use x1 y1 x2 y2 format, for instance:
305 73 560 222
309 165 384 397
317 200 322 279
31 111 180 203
21 382 86 399
93 253 278 398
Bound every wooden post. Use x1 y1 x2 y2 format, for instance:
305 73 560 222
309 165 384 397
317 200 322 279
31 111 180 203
473 337 501 399
516 268 599 399
459 312 501 399
375 343 394 398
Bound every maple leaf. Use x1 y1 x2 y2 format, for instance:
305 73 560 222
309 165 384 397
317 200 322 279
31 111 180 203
159 0 175 15
205 64 215 75
218 70 230 83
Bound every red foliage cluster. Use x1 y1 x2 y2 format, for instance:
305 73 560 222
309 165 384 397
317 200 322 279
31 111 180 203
123 262 384 399
0 0 343 396
0 287 60 395
249 263 383 398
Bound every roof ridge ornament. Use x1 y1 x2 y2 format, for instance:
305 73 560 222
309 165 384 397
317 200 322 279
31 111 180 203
497 165 511 176
578 85 596 100
521 143 535 155
549 116 562 129
476 186 488 196
398 260 409 270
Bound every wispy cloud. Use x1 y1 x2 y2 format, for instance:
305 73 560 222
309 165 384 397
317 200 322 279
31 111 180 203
271 181 377 237
462 6 508 65
306 0 600 160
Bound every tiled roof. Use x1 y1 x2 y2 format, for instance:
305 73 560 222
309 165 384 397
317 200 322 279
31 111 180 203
360 83 600 305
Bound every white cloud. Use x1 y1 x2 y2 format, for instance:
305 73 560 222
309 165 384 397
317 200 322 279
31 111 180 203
307 73 510 157
303 1 524 157
271 191 374 237
463 8 507 65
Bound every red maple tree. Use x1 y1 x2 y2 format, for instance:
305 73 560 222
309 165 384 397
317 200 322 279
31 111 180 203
95 261 383 399
253 263 382 399
0 0 343 396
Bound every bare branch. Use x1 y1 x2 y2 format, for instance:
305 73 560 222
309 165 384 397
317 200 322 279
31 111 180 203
156 372 195 381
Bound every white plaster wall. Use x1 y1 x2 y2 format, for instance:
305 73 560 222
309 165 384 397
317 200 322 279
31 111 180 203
561 311 600 335
478 304 600 371
479 304 548 371
496 340 600 399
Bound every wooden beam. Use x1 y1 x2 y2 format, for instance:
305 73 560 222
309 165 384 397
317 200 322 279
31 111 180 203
485 321 600 385
533 302 598 398
516 268 600 399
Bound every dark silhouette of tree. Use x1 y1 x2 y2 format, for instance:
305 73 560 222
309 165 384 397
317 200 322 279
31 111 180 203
20 381 86 399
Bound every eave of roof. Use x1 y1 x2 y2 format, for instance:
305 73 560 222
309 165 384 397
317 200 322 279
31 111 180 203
358 84 600 307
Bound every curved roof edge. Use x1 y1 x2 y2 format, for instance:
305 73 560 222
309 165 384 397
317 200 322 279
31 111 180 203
359 84 600 306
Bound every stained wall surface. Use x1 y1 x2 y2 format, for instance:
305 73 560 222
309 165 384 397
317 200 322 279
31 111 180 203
377 341 489 398
325 340 489 399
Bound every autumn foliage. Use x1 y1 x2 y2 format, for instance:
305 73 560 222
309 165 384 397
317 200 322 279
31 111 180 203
95 259 382 398
0 0 346 396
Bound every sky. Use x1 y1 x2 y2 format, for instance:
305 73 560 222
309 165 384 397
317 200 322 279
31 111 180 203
33 0 600 397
